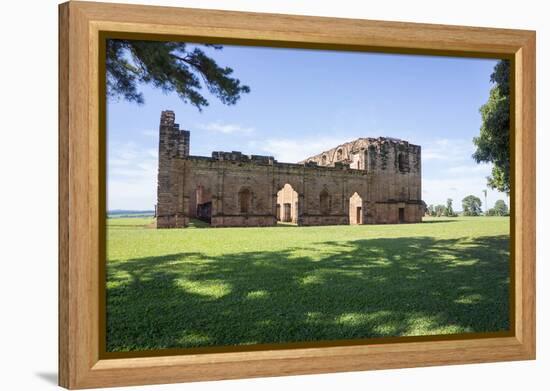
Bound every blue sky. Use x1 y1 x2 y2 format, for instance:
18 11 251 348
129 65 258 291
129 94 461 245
107 43 508 211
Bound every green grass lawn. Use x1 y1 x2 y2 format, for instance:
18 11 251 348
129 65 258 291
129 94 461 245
106 216 510 352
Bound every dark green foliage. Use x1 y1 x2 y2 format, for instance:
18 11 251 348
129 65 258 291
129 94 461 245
486 200 509 216
444 198 457 217
473 60 511 193
106 40 250 110
493 199 509 216
431 201 457 218
462 195 483 216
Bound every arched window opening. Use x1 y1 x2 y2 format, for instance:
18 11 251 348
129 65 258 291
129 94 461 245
321 155 328 165
336 148 343 161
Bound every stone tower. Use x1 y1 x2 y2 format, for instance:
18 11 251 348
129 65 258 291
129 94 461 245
156 110 190 228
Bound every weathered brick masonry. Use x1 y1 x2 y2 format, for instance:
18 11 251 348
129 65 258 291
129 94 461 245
156 110 424 228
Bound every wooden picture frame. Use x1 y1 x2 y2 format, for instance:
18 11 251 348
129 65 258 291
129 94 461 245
58 1 536 388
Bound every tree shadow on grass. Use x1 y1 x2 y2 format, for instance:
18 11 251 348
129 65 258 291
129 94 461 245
106 235 510 352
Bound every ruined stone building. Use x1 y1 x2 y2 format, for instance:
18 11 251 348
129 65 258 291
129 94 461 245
156 110 424 228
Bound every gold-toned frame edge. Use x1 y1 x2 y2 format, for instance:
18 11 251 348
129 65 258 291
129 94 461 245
59 1 536 389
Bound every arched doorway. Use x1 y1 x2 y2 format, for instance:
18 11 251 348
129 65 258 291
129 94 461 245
276 184 298 224
193 185 212 224
349 192 363 225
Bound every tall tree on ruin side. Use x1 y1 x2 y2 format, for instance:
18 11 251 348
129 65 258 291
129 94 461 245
106 40 250 110
472 60 510 193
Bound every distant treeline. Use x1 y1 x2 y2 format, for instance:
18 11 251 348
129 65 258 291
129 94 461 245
426 197 509 218
108 210 155 218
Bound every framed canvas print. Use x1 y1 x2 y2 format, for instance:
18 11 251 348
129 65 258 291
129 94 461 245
58 1 536 389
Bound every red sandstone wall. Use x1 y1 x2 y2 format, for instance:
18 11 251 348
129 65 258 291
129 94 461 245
156 112 423 228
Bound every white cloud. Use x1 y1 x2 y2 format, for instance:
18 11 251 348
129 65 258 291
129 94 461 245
198 121 255 134
446 163 491 175
422 138 475 162
419 138 509 210
249 136 355 163
107 141 157 210
105 134 508 212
